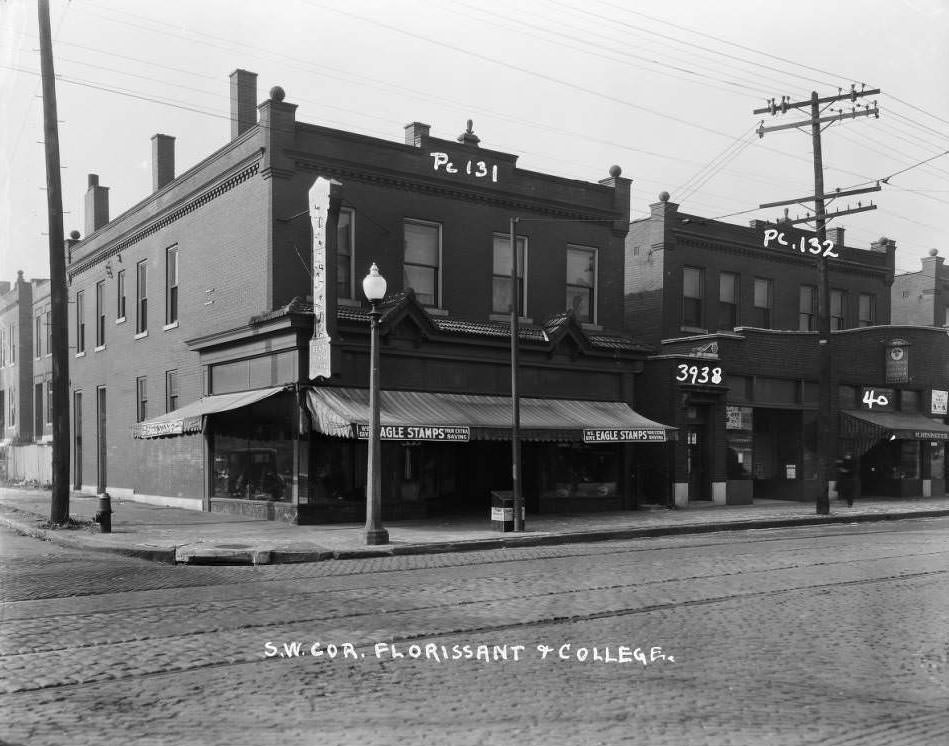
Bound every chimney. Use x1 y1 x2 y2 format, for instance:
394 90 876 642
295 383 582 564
650 190 678 218
151 134 175 191
921 248 945 275
230 69 258 139
84 174 109 235
827 226 845 249
870 236 895 254
404 122 430 147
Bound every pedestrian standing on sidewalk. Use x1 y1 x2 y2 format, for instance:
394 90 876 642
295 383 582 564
836 453 857 507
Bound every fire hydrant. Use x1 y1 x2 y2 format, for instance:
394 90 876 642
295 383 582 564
93 493 112 533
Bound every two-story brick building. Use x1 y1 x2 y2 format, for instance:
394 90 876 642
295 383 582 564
892 249 949 328
621 193 947 506
65 70 675 523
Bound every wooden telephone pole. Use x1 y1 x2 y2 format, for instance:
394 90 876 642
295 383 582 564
754 86 880 514
38 0 71 523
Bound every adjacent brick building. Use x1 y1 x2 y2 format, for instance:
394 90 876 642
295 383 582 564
65 70 675 522
623 193 947 504
892 249 949 328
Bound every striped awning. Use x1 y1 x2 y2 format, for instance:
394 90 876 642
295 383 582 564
305 387 675 442
841 409 949 443
132 385 289 439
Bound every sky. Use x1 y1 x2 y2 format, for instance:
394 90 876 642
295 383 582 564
2 0 947 282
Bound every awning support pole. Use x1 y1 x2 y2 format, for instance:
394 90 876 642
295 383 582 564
511 217 524 532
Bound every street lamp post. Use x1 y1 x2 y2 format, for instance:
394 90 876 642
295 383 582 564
363 263 389 545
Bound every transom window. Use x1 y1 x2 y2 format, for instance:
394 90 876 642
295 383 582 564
566 245 597 324
492 233 527 315
403 220 441 307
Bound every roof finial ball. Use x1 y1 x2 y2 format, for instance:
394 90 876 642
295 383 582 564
269 86 285 102
929 248 939 257
609 164 622 178
70 230 80 240
659 190 670 202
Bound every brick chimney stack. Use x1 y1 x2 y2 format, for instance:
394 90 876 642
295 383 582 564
827 226 845 249
230 69 258 139
84 174 109 235
151 134 175 191
404 122 430 148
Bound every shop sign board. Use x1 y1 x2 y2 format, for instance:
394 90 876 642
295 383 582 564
308 177 341 381
137 420 184 438
931 389 948 416
884 340 910 384
354 424 470 442
582 428 667 443
914 430 949 441
859 387 895 411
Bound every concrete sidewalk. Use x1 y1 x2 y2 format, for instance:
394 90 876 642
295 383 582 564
1 486 948 565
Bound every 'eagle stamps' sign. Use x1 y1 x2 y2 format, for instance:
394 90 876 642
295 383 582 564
309 177 341 381
932 389 948 416
582 429 667 443
355 424 471 442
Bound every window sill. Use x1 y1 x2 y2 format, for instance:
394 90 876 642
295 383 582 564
134 331 148 340
489 314 534 324
424 306 449 316
94 345 106 353
680 326 708 335
75 351 86 358
163 321 179 331
115 317 126 325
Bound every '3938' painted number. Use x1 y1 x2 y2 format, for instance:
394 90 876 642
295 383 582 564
676 364 723 385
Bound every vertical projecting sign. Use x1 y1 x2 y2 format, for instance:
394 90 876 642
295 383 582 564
308 177 342 380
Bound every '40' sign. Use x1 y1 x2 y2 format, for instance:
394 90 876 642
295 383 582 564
860 387 895 411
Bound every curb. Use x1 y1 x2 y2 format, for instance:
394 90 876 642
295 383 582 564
3 506 948 566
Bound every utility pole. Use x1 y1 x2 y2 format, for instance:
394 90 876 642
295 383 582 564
754 85 880 515
38 0 71 523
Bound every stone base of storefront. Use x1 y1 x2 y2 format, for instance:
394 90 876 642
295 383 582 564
537 496 623 514
210 497 428 524
210 498 300 522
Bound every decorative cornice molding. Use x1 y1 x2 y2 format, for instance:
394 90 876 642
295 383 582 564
68 157 263 280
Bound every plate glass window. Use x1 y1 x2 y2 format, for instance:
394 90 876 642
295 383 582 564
165 246 178 325
136 261 148 334
753 277 772 328
136 376 147 422
682 267 704 328
858 293 875 326
799 285 817 331
75 291 85 353
95 280 106 346
566 245 597 323
403 220 441 307
718 272 739 329
337 208 354 300
492 234 527 315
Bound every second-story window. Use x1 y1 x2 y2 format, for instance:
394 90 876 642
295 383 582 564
799 285 817 331
858 293 875 326
136 376 148 422
35 315 42 359
165 246 178 326
76 292 85 353
45 311 50 355
136 260 148 334
718 272 739 330
116 269 126 321
831 289 846 330
682 267 704 329
337 208 354 300
753 277 772 328
95 280 106 347
403 220 441 307
492 233 527 315
566 245 597 324
10 324 15 364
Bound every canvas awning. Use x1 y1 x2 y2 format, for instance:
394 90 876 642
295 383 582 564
305 387 676 442
132 385 289 439
840 409 949 444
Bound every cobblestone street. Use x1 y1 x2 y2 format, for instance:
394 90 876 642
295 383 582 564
1 518 947 746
